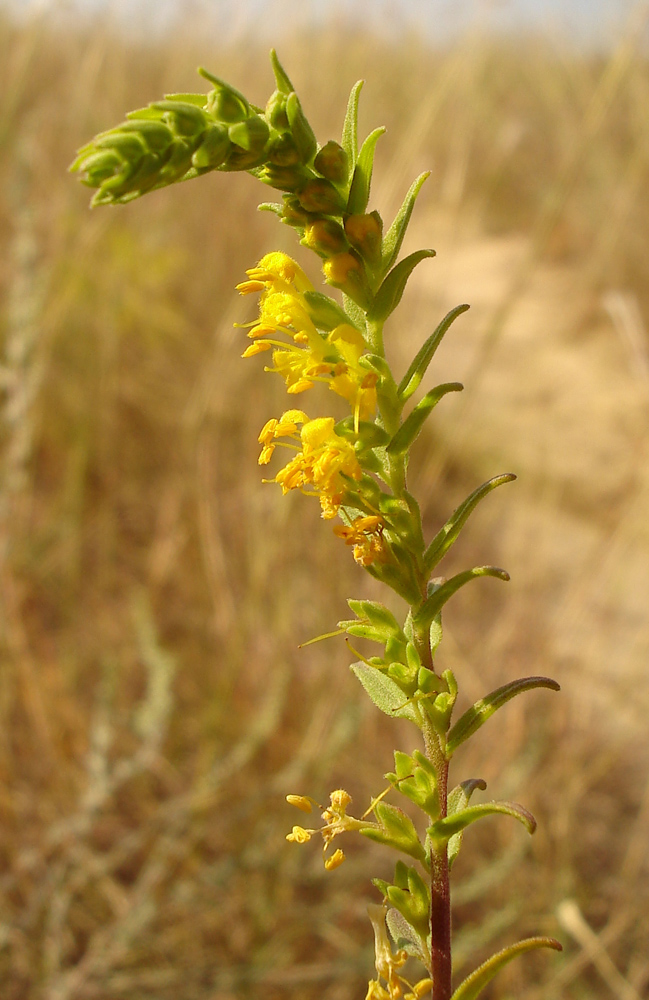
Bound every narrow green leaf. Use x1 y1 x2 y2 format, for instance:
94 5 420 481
424 474 516 574
386 383 463 457
429 800 537 844
342 292 367 330
164 92 208 107
258 201 284 216
269 49 294 94
350 662 420 726
450 938 562 1000
382 172 431 275
347 599 404 637
303 289 360 331
368 249 436 322
447 778 487 868
361 801 427 864
417 566 509 629
447 676 561 756
341 80 364 166
347 126 386 216
398 303 470 401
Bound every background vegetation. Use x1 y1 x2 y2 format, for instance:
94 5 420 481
0 3 648 997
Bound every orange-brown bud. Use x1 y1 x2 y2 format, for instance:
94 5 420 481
344 211 383 266
303 219 349 257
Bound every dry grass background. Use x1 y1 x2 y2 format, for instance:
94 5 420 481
0 2 648 997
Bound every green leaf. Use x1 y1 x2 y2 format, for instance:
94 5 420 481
302 289 360 331
416 567 509 630
335 417 391 449
361 801 427 864
450 938 562 1000
386 383 463 457
398 303 470 401
347 126 386 216
386 865 430 936
258 201 284 216
447 779 487 868
347 599 404 638
342 292 367 330
269 49 294 94
386 908 429 964
341 80 364 167
429 800 537 845
368 249 436 322
447 676 561 756
350 662 420 726
424 474 516 575
382 171 431 276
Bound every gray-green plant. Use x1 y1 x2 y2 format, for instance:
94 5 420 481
71 51 562 1000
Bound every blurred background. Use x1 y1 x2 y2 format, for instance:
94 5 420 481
1 0 648 997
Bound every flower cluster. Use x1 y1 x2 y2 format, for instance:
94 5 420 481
237 252 377 427
257 410 362 519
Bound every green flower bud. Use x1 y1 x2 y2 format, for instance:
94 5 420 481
191 124 231 170
93 132 147 160
266 90 290 130
120 119 174 153
281 196 315 227
303 218 348 257
151 100 209 137
266 131 301 166
75 150 125 186
157 139 195 185
298 178 346 215
344 211 383 266
199 67 250 123
262 165 310 193
314 140 349 184
286 92 317 163
228 115 269 154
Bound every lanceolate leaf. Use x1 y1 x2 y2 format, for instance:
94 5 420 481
382 172 431 276
386 383 463 457
429 800 537 845
447 676 561 756
350 662 420 727
424 474 516 574
416 567 510 629
347 127 387 216
398 303 470 401
368 249 436 322
450 938 562 1000
386 908 429 965
341 80 364 166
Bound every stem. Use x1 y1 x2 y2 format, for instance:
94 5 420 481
430 752 452 1000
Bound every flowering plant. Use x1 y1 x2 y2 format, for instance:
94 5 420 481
71 51 561 1000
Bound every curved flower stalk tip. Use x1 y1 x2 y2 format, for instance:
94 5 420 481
73 48 562 1000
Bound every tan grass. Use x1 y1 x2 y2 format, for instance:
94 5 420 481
0 4 648 998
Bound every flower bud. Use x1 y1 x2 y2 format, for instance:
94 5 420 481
298 178 346 215
266 131 302 166
263 165 309 193
281 196 316 228
303 219 348 257
323 252 369 306
152 100 209 137
314 140 349 184
286 92 317 163
228 115 269 154
191 124 231 170
197 67 250 123
344 211 383 266
266 89 290 130
121 119 175 152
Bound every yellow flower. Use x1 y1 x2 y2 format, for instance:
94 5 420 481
237 255 377 426
286 825 312 844
259 412 362 517
367 904 409 1000
333 515 388 567
324 848 345 871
